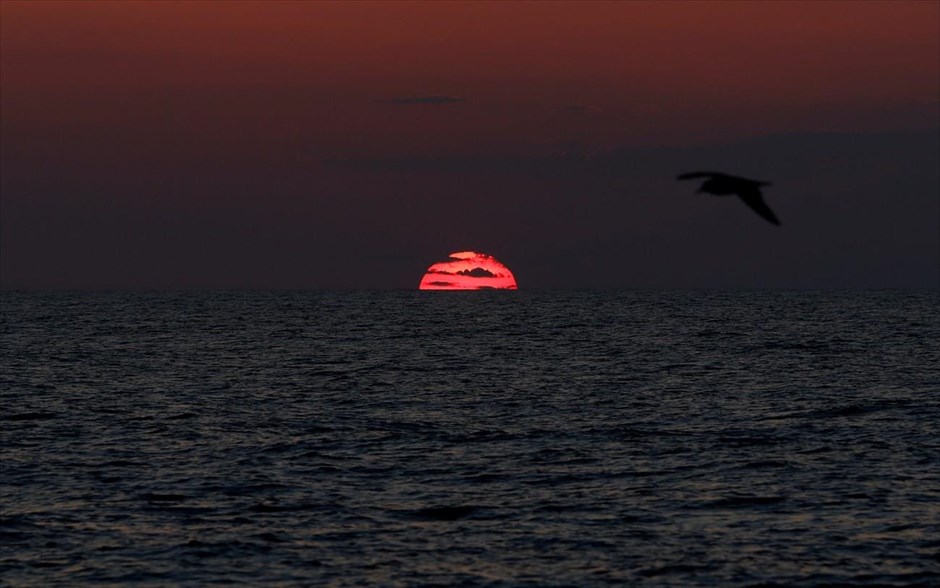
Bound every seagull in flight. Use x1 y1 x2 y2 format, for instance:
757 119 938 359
677 171 780 226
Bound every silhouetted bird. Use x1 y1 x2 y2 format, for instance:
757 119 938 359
677 171 780 226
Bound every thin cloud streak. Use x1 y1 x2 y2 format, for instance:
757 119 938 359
379 95 466 105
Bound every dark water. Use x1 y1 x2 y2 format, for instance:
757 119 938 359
2 291 938 586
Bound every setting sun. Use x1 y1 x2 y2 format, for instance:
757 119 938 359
418 251 518 290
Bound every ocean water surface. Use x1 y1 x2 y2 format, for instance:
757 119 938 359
2 290 938 586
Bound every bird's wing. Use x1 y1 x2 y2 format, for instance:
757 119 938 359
676 171 723 181
737 187 781 226
678 171 772 185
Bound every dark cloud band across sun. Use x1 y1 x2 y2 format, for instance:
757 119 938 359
419 252 517 290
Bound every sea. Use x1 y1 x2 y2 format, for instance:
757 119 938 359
1 290 938 586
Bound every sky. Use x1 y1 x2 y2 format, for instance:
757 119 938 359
2 0 938 289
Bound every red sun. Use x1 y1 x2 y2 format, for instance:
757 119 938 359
418 251 518 290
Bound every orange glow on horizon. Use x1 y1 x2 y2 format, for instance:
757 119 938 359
418 251 518 290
